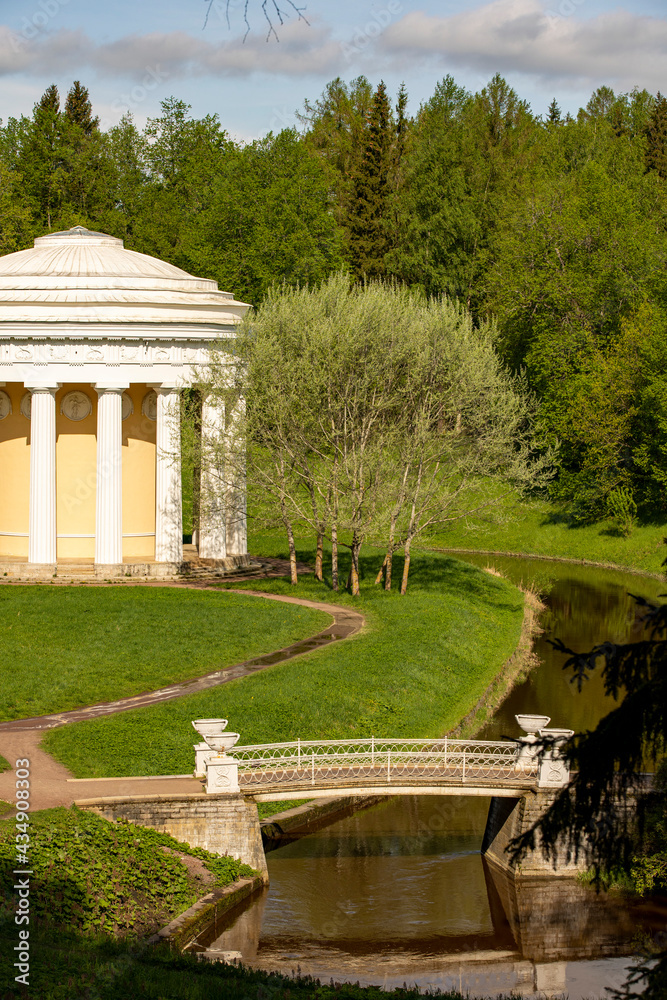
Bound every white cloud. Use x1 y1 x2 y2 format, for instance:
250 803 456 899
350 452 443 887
0 19 342 81
379 0 667 91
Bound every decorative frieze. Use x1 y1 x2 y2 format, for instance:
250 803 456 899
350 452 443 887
0 339 213 368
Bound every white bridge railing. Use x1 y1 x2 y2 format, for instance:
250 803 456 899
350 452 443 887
193 717 572 794
228 737 537 790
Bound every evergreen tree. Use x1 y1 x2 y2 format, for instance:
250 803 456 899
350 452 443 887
298 76 374 235
347 80 394 280
39 84 60 116
547 98 561 125
18 84 66 228
64 81 99 136
646 93 667 178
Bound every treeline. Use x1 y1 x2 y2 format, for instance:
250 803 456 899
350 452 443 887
3 76 667 526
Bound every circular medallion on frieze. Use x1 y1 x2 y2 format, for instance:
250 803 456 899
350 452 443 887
20 393 31 419
122 392 134 421
60 390 92 422
142 390 157 422
0 391 11 419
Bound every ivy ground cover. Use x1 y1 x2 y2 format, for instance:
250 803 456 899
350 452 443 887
44 550 525 778
0 806 256 939
0 586 329 720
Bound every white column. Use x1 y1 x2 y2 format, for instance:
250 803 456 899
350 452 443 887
224 393 247 557
95 386 124 565
198 394 226 559
155 386 183 563
27 385 58 565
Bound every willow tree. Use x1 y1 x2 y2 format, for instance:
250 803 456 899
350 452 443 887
231 275 412 594
373 300 553 593
217 274 550 596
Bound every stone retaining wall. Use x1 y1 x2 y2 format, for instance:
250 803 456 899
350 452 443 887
80 792 268 881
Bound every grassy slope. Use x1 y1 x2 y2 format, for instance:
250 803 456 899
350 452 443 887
424 493 667 575
0 586 328 720
0 923 481 1000
44 549 524 778
0 807 256 939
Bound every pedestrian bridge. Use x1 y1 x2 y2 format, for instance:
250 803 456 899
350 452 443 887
203 736 559 801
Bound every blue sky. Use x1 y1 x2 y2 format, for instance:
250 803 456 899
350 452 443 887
0 0 664 140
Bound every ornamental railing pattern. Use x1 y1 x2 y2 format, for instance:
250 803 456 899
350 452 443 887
229 737 537 790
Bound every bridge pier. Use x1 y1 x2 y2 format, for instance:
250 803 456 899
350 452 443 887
80 793 269 883
482 791 586 876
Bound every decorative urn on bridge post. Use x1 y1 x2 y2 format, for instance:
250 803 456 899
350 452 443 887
515 714 574 787
192 719 241 793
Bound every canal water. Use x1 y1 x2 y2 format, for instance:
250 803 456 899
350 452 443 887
203 556 667 997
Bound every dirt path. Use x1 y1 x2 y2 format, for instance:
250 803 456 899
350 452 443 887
0 588 365 811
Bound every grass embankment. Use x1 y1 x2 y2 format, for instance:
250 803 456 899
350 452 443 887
424 492 667 576
0 924 499 1000
0 806 257 939
44 550 525 778
0 587 329 720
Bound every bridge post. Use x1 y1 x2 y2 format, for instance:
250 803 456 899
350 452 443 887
482 790 587 877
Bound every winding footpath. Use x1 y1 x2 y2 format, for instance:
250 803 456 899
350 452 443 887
0 588 365 812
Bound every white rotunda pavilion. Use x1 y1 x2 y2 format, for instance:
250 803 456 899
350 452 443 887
0 226 250 575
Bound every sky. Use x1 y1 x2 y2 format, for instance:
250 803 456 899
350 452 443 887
0 0 665 141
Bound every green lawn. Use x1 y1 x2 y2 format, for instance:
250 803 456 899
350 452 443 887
424 492 667 576
44 550 525 778
0 587 329 720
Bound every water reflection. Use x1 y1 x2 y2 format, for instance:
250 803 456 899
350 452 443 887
198 797 666 998
198 559 667 997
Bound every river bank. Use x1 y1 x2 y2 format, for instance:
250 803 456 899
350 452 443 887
207 555 667 1000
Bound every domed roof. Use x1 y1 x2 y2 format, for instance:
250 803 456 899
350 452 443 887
0 227 249 338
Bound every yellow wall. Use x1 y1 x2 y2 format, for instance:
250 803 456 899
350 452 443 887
122 384 156 560
56 384 98 559
0 382 157 562
0 383 30 558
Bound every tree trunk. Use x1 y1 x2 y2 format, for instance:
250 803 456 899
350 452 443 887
385 549 393 591
375 554 387 585
400 536 412 595
315 529 324 582
331 522 339 592
286 517 298 585
350 534 361 597
400 460 422 596
383 462 409 591
279 477 298 586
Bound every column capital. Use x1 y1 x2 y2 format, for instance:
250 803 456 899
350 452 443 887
93 383 129 394
148 383 181 394
24 383 60 393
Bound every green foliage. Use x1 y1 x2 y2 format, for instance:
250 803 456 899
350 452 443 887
0 920 491 1000
646 93 667 178
231 274 550 596
347 80 394 278
606 486 638 538
2 75 667 522
0 586 328 720
0 807 256 937
0 755 10 773
43 548 524 777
